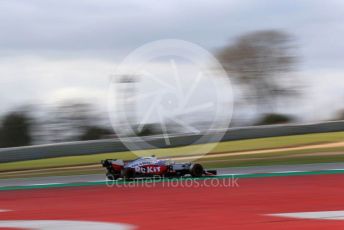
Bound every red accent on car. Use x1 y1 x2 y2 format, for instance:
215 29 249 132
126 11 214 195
111 164 124 171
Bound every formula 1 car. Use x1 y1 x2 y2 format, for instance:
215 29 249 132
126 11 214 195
101 156 217 180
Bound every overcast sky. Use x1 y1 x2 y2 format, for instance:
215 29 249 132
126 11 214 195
0 0 343 121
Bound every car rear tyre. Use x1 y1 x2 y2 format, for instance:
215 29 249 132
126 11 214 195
106 173 119 180
190 164 204 177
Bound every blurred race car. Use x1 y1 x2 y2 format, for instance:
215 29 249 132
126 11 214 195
101 156 217 180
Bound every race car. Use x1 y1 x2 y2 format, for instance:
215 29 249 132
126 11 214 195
101 156 217 180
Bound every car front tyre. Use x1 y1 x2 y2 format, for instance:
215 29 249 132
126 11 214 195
190 164 204 177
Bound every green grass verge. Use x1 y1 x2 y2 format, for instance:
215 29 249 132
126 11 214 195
0 131 343 173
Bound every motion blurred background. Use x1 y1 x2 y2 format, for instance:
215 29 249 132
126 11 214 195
1 3 344 229
0 0 343 148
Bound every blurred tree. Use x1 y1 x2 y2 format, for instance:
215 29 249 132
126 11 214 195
335 109 344 120
255 113 294 125
218 30 298 114
134 123 164 136
80 126 113 141
44 101 109 142
0 112 32 148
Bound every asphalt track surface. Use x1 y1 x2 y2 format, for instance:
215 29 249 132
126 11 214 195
1 162 344 188
1 163 344 229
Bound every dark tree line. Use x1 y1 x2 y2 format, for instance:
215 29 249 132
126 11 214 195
0 102 115 148
0 112 32 148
